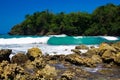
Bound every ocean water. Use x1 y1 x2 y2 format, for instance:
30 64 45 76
0 34 120 57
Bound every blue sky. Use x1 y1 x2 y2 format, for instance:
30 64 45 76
0 0 119 34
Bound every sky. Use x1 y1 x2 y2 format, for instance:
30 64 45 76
0 0 120 34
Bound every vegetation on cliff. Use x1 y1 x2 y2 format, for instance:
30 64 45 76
9 3 120 36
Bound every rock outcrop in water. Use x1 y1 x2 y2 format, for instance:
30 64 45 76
0 42 120 79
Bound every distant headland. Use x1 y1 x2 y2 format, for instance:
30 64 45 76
9 3 120 36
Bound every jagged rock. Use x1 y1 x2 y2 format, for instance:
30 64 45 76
11 53 28 64
50 55 66 61
112 42 120 52
85 48 99 57
14 74 27 80
112 42 120 48
65 53 84 66
71 49 81 54
0 61 9 68
27 47 42 61
91 55 102 63
61 71 75 80
102 50 115 63
75 45 89 50
24 58 46 75
65 53 102 67
24 60 35 74
25 64 57 80
90 46 95 49
32 57 46 69
98 43 116 56
36 64 57 79
99 43 116 51
83 55 102 67
0 49 12 62
0 62 25 80
114 52 120 65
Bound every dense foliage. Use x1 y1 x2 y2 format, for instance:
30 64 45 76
9 4 120 36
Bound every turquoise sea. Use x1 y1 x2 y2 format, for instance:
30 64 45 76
0 34 120 56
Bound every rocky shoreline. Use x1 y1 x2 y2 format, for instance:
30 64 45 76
0 42 120 80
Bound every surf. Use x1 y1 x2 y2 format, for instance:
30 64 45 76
0 36 49 45
0 35 120 45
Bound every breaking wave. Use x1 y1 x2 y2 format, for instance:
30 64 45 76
0 35 120 45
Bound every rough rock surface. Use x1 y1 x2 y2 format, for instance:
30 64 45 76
114 52 120 64
0 49 12 62
27 47 42 61
75 45 89 50
0 61 25 80
61 70 75 80
11 53 28 64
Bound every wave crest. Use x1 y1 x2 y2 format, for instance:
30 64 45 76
101 36 118 40
0 37 49 45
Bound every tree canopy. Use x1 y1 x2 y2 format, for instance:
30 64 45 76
9 3 120 36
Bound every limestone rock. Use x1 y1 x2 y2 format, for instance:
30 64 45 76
32 57 46 69
36 64 57 78
50 55 66 61
85 48 99 57
112 42 120 52
114 52 120 64
75 45 89 50
71 49 81 54
65 53 84 66
27 47 42 61
98 43 116 56
65 53 102 67
91 55 102 64
0 49 12 62
102 50 115 62
61 71 75 80
112 42 120 48
0 62 25 80
83 55 102 67
11 53 28 64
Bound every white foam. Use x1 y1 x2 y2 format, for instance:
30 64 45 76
39 45 75 55
83 67 100 73
0 42 100 59
48 34 67 37
80 50 88 53
73 36 83 39
0 37 50 45
0 44 76 56
101 36 118 40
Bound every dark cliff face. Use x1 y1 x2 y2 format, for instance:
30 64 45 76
9 4 120 36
